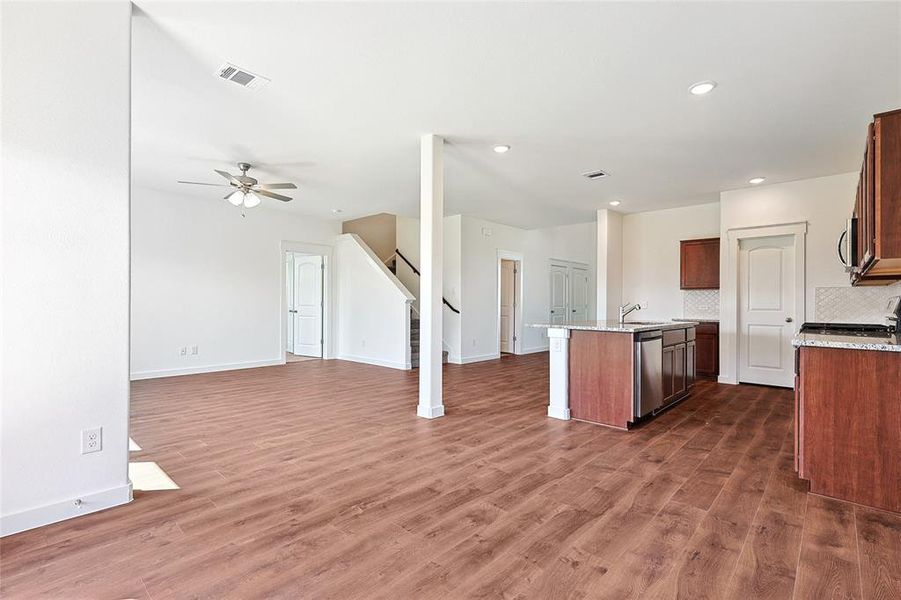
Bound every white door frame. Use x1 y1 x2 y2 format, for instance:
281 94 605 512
720 222 806 385
280 241 334 362
496 250 524 355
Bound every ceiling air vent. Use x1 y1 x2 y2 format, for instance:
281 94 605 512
582 169 609 180
216 62 270 91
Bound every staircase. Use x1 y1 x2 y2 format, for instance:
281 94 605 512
410 318 449 369
384 250 454 369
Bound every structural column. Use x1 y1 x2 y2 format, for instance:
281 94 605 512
547 328 571 420
418 134 445 418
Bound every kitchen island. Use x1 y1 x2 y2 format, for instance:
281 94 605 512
529 320 698 429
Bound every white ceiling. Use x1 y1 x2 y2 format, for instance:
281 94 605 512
132 1 900 229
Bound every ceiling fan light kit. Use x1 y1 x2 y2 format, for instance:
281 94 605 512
178 162 297 211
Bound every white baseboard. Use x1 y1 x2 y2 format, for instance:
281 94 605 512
336 354 410 370
1 482 132 537
520 345 550 355
717 375 738 385
130 358 285 381
460 352 501 364
417 404 445 419
447 354 464 365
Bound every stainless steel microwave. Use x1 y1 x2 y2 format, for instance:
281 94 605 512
837 217 858 272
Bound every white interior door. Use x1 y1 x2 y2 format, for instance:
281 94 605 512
739 235 795 387
500 260 515 353
285 254 294 351
570 266 589 322
293 254 323 358
549 264 569 325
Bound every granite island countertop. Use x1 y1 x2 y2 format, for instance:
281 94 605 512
673 318 719 324
792 332 901 353
527 320 699 333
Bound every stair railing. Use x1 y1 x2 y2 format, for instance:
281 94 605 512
395 248 461 314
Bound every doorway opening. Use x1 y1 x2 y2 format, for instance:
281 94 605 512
285 251 325 360
497 251 523 355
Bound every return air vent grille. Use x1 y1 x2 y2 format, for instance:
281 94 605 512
582 169 609 180
216 62 270 91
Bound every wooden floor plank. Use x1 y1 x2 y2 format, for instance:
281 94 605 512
0 355 888 599
855 506 901 600
794 494 863 600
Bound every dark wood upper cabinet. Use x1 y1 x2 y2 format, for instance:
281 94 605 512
680 238 720 289
852 108 901 285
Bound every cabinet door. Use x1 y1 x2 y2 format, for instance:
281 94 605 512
673 344 686 395
662 346 674 400
680 238 720 289
696 333 718 377
686 341 696 388
861 122 876 270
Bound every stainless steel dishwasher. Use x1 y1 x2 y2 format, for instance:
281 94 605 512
634 330 664 419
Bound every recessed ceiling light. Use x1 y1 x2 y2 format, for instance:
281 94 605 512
689 80 717 95
493 145 510 154
748 177 766 185
609 200 621 206
331 208 343 214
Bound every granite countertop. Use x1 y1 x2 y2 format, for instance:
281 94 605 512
527 320 699 333
792 332 901 353
673 318 719 323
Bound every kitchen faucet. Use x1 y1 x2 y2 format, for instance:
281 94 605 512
619 302 642 324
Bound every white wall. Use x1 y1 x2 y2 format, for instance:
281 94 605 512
443 216 463 360
131 187 341 379
1 1 133 535
335 234 414 369
460 217 598 360
395 215 421 313
718 172 858 383
597 209 624 320
622 203 721 321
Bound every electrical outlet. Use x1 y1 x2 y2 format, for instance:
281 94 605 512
191 345 198 355
180 346 187 356
81 427 102 455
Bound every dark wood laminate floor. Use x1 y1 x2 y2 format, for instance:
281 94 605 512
2 353 900 599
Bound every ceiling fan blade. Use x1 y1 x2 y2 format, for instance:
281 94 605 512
177 181 231 187
255 189 293 202
214 169 241 186
256 183 297 190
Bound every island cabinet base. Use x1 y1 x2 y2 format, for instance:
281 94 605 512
568 330 634 429
797 346 901 513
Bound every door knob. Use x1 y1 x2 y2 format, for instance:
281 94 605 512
785 317 793 323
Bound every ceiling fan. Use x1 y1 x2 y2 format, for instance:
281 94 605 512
177 162 296 209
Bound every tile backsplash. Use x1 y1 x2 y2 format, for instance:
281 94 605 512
814 282 901 324
683 289 720 320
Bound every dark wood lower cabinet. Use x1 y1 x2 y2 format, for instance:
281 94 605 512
662 345 674 399
796 346 901 513
695 322 719 379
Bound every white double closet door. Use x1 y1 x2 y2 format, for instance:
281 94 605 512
549 261 589 324
286 253 323 358
738 235 796 388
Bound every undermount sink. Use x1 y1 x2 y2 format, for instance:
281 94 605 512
624 321 667 325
